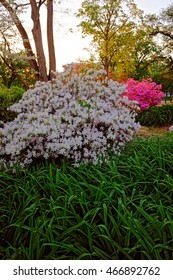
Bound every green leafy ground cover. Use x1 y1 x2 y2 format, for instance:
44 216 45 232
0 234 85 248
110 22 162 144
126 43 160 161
0 134 173 260
136 104 173 127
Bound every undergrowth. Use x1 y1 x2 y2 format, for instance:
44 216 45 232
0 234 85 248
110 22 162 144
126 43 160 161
0 135 173 260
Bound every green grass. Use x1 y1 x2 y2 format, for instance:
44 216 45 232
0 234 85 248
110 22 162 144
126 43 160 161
0 134 173 260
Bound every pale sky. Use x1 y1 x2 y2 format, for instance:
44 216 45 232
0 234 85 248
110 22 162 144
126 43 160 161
22 0 173 71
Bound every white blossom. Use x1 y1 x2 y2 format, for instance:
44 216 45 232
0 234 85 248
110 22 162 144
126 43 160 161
0 67 140 170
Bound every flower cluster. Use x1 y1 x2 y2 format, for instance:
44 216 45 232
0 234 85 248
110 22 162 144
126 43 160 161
122 78 164 111
169 125 173 132
0 67 140 170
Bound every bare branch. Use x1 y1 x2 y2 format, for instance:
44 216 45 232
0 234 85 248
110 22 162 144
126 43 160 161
151 29 173 40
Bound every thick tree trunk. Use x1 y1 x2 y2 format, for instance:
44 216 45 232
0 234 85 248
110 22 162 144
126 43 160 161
30 0 48 82
47 0 56 80
0 0 39 80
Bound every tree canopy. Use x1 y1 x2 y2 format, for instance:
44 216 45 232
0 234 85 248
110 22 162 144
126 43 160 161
76 0 144 76
148 4 173 93
76 0 173 90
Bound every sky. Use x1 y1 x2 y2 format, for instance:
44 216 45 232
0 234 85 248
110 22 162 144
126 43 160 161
23 0 173 71
134 0 172 14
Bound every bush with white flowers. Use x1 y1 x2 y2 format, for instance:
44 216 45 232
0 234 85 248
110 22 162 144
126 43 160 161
0 67 140 170
169 125 173 132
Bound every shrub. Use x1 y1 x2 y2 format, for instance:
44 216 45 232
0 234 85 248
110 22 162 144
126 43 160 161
0 85 24 122
0 68 140 170
136 104 173 126
122 78 164 111
0 85 24 101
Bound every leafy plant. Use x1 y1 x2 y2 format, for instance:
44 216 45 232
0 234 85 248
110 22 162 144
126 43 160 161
0 85 24 122
136 104 173 126
0 135 173 260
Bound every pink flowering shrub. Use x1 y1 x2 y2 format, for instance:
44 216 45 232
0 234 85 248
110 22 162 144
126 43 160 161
122 78 164 111
0 67 140 170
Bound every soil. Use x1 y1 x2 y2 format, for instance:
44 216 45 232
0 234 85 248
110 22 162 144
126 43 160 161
137 124 172 138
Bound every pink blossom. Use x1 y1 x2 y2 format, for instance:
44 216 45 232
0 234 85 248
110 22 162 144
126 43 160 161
122 78 164 111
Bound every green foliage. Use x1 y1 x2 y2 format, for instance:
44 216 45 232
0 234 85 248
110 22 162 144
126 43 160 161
76 0 142 75
136 104 173 127
0 85 24 122
76 0 164 82
0 52 36 89
0 135 173 260
147 4 173 93
151 60 173 96
130 28 162 81
0 85 24 100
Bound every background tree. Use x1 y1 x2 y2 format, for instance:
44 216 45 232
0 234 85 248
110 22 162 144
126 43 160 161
77 0 172 87
76 0 143 76
150 3 173 43
0 50 36 89
147 4 173 95
0 9 34 88
127 26 162 81
0 0 56 82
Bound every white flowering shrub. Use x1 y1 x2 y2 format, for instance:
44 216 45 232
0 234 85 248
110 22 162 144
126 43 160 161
0 67 140 170
169 125 173 132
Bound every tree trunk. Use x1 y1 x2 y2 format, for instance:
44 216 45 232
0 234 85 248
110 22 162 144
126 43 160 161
47 0 56 80
0 0 39 80
30 0 48 82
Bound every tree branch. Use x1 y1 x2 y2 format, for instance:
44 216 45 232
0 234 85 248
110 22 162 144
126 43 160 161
0 0 39 79
151 29 173 40
0 53 29 88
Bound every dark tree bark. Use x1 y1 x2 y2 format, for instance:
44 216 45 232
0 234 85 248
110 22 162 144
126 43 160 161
151 29 173 40
30 0 48 81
